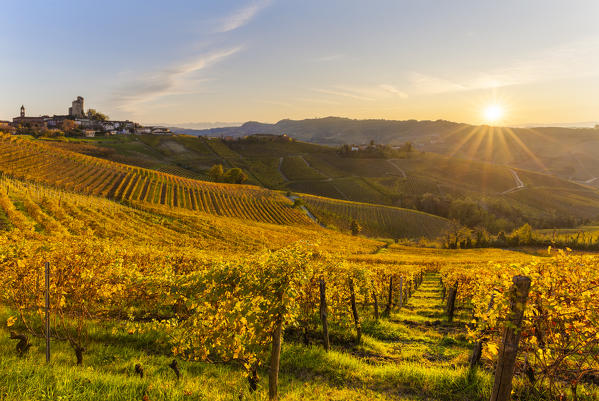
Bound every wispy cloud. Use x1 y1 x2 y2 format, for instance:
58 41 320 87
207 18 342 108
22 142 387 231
379 84 408 98
406 73 467 95
313 84 408 102
313 87 375 101
257 99 293 107
114 47 241 112
295 97 340 105
409 36 599 95
217 0 271 33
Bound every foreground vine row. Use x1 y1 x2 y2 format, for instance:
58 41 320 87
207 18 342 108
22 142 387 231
439 251 599 400
0 173 597 399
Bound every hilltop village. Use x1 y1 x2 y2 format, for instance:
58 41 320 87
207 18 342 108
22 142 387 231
0 96 172 137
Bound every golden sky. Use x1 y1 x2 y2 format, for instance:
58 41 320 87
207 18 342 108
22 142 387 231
2 1 598 127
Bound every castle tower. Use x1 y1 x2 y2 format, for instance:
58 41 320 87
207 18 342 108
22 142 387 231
68 96 85 118
20 105 25 117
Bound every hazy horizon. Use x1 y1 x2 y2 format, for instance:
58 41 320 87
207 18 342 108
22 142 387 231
161 117 599 131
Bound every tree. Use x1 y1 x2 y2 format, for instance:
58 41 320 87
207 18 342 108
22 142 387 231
223 168 248 184
350 219 362 236
61 119 76 133
208 164 224 182
510 223 533 246
444 219 470 249
292 199 303 208
402 142 413 152
473 226 490 247
87 109 108 121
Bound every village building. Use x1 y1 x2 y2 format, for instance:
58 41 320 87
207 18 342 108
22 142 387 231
150 127 172 135
0 120 16 134
7 97 164 136
12 106 48 130
68 96 85 118
135 127 152 134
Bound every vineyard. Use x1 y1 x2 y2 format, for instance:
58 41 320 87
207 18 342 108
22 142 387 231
300 193 452 239
1 201 598 400
0 134 312 226
0 136 598 401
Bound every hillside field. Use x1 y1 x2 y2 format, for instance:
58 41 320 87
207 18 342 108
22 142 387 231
35 133 599 230
0 133 449 240
0 137 597 401
300 193 451 239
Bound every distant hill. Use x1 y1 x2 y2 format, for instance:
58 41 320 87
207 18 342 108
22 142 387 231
181 117 599 184
173 117 468 145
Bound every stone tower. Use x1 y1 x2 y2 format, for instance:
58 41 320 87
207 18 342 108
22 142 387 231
20 105 25 117
68 96 85 118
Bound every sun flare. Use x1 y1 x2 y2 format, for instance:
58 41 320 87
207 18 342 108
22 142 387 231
483 104 504 123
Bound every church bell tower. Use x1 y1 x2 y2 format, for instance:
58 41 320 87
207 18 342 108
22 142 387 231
20 105 25 117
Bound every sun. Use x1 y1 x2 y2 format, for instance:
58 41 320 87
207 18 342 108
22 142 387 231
483 104 504 123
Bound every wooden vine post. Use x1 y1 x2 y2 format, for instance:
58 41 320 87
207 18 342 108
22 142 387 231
489 276 531 401
384 276 393 316
440 278 446 301
269 286 286 401
372 288 379 321
319 278 330 351
446 282 458 322
398 276 403 309
44 261 50 363
348 278 361 342
269 312 283 400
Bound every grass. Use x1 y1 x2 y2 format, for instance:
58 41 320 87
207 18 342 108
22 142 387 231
0 274 496 401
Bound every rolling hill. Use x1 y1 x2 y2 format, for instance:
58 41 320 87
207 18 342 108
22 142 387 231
184 117 599 184
35 133 599 231
0 133 452 239
0 134 597 401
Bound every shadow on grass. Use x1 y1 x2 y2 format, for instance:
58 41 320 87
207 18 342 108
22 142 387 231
279 344 490 401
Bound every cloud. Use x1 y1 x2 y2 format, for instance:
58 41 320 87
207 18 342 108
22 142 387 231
379 84 408 98
313 84 409 102
217 0 271 33
114 47 241 112
256 99 293 107
408 36 599 95
313 88 375 102
295 97 340 105
407 73 467 95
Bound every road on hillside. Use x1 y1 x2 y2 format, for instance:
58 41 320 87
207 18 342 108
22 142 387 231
284 194 325 227
278 157 290 181
387 159 407 178
501 169 526 194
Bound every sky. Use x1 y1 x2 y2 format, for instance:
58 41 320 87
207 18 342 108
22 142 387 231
2 0 599 127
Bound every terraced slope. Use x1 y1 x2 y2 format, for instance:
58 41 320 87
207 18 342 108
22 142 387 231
0 134 312 226
300 193 451 239
0 176 379 253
